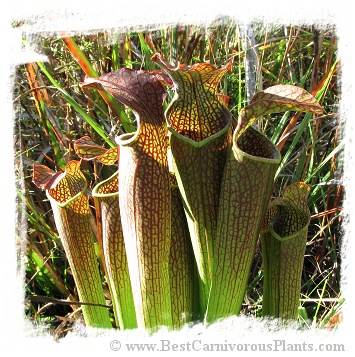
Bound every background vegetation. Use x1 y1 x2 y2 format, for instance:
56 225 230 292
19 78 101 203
14 18 343 338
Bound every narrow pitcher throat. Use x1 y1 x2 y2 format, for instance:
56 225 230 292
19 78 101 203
115 119 169 162
233 126 281 163
47 181 87 208
269 207 310 242
92 171 119 198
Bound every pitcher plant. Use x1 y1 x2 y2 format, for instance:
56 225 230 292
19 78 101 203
32 52 323 330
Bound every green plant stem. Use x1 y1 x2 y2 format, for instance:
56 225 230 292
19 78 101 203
152 54 232 316
81 68 173 329
260 182 311 320
93 172 137 329
206 127 281 322
169 175 196 328
33 161 112 328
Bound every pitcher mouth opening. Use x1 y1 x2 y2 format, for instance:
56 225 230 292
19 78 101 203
115 131 138 146
235 126 281 163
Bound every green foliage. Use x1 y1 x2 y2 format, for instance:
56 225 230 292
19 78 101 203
15 20 341 336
